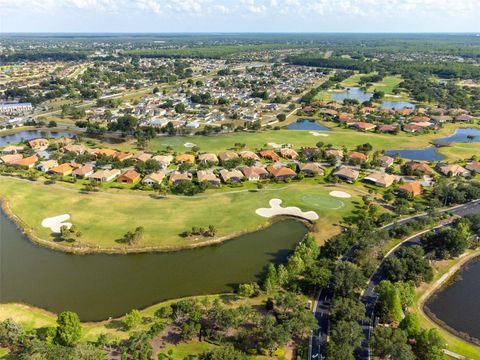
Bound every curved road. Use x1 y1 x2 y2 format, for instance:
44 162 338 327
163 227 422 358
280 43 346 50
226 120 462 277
309 199 480 360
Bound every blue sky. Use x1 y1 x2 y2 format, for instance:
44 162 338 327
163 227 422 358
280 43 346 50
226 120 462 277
1 0 479 33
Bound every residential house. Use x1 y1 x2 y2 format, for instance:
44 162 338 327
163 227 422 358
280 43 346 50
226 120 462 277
152 155 173 168
436 164 470 177
72 165 94 179
325 149 344 162
398 182 422 197
218 151 238 162
299 162 324 176
49 163 73 177
0 154 23 164
28 138 48 150
377 125 397 133
90 169 121 182
113 152 133 161
454 114 475 123
142 171 166 185
219 169 244 183
266 165 297 180
11 155 38 168
175 153 195 164
403 124 424 133
242 166 269 181
352 122 376 131
197 170 221 186
117 170 141 184
280 148 299 159
133 152 153 162
1 145 24 154
404 161 435 176
239 151 260 161
466 161 480 174
379 155 395 168
348 151 368 163
169 171 192 185
259 149 280 161
333 166 360 183
62 144 89 154
198 153 219 163
37 160 58 172
94 148 117 157
364 172 397 188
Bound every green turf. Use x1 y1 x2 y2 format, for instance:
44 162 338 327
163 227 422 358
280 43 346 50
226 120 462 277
0 177 360 250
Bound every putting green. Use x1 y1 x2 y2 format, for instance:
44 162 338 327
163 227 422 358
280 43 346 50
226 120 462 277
299 194 345 210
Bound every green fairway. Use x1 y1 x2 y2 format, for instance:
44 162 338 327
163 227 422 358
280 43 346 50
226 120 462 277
299 193 345 210
0 177 360 250
340 72 403 93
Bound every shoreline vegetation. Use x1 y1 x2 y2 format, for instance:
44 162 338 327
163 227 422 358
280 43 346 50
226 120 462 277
416 251 480 358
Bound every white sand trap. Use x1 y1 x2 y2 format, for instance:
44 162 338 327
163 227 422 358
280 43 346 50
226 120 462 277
256 199 319 221
41 214 72 233
184 142 196 148
329 191 352 199
267 142 282 149
309 131 329 137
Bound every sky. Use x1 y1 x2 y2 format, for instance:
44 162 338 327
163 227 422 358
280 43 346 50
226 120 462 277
1 0 480 33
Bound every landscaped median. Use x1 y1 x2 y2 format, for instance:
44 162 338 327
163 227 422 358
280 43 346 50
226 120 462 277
0 176 359 253
413 251 480 360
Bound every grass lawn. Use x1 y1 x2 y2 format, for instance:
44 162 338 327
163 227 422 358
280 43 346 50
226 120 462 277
0 177 359 250
437 142 480 161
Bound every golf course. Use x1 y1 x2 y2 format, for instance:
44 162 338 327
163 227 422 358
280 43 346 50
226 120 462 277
0 176 360 252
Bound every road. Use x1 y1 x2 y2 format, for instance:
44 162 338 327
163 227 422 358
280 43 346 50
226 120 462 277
308 199 480 360
356 199 480 360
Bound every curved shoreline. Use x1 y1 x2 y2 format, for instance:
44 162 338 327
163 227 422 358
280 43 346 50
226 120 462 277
0 198 313 255
419 251 480 347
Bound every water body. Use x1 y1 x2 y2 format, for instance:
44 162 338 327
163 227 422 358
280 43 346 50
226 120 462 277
381 101 416 110
426 257 480 341
385 146 445 161
331 87 373 103
0 130 74 147
0 211 307 321
437 128 480 143
287 119 330 131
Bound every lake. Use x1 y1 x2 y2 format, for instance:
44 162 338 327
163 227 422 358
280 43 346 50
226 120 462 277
287 119 330 131
0 211 307 321
381 101 416 110
426 257 480 342
437 128 480 143
331 87 373 103
385 146 445 161
0 130 74 146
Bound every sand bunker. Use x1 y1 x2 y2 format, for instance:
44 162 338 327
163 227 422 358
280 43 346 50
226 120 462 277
256 199 319 221
329 191 352 199
184 142 197 148
267 142 282 149
309 131 329 137
41 214 72 233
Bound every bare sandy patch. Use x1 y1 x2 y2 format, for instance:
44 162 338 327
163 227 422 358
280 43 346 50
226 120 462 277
329 191 352 199
309 131 329 137
41 214 72 233
184 142 196 148
256 199 319 221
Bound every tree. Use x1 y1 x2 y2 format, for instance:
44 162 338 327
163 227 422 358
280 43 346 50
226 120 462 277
54 311 81 347
400 313 421 338
375 281 403 324
331 262 366 297
175 102 186 114
330 297 366 323
327 320 363 360
276 113 286 121
413 329 444 360
371 326 415 360
422 220 471 259
238 283 259 298
48 120 57 128
123 309 141 331
263 264 278 294
199 345 248 360
383 246 433 285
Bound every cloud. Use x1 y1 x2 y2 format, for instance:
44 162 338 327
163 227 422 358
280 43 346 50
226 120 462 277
241 0 267 13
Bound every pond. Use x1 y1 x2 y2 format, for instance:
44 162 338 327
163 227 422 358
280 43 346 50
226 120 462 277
385 146 445 161
381 101 416 110
425 257 480 342
436 128 480 143
287 119 330 131
0 130 74 147
331 87 373 103
0 211 307 321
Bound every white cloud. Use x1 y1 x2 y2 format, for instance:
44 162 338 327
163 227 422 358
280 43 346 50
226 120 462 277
241 0 267 13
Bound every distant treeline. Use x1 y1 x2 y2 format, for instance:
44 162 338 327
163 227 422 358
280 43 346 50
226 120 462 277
286 55 480 80
0 51 88 62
